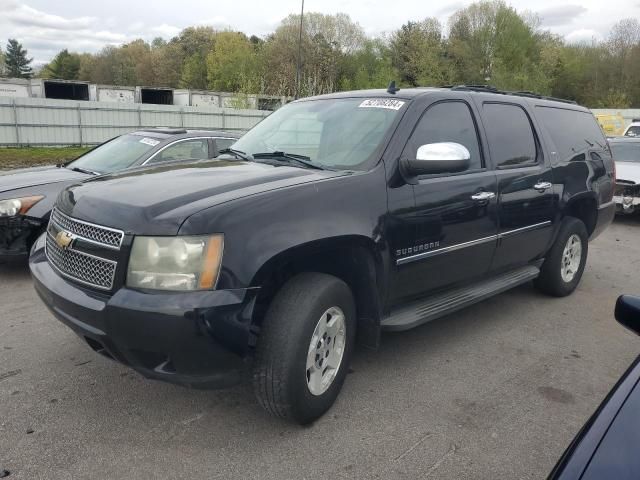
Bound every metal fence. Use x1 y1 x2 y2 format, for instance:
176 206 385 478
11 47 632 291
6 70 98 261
0 97 271 147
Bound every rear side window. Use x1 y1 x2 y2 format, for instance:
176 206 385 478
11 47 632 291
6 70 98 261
405 101 483 171
535 107 608 162
482 103 537 168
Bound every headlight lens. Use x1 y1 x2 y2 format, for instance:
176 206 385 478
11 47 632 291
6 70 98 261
127 235 224 291
0 196 44 217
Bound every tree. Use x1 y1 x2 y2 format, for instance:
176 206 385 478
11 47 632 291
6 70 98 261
180 53 208 89
390 18 446 86
0 47 6 77
43 49 81 79
5 39 33 78
206 32 259 92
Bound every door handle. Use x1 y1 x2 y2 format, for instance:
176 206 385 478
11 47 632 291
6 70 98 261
533 181 552 192
471 191 496 201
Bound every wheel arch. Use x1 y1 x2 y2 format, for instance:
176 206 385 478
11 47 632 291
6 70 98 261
249 235 385 350
563 192 598 237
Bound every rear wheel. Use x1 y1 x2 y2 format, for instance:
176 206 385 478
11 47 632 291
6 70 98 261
252 272 356 424
534 217 588 297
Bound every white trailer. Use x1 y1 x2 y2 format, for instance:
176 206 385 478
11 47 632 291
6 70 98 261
0 78 31 98
90 85 136 103
173 89 222 107
29 79 91 100
135 86 174 105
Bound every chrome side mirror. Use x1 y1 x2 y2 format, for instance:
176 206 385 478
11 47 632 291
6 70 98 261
402 142 471 177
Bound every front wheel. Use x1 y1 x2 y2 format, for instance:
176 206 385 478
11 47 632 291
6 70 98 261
252 272 356 424
534 217 588 297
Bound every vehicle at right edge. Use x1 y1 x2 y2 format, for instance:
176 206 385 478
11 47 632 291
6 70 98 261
610 136 640 215
549 295 640 480
30 85 616 423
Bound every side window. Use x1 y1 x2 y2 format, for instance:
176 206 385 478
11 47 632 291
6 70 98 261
215 138 236 153
483 103 538 168
149 139 209 164
535 107 609 162
405 101 483 171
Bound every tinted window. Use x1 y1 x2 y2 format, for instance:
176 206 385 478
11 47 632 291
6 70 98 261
149 139 209 163
405 101 483 171
483 103 537 168
535 107 608 162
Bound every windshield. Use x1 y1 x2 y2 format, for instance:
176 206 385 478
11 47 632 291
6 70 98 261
229 97 406 170
612 142 640 163
67 134 162 174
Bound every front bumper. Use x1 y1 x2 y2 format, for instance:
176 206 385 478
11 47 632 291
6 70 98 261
29 234 259 389
613 195 640 214
0 215 43 262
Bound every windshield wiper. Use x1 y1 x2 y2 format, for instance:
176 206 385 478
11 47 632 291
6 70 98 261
70 166 100 175
252 151 329 170
218 148 254 161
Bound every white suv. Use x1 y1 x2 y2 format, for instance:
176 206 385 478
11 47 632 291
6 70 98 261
623 120 640 137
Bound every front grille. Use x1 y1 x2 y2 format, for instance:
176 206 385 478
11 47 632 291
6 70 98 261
615 182 638 197
51 209 123 249
45 234 116 290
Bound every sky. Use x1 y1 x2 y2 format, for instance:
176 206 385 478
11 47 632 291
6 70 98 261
1 0 638 65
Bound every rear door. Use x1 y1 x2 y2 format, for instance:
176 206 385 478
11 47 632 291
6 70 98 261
475 99 555 271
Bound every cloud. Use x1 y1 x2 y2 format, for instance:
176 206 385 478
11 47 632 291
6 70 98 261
149 23 181 38
0 1 182 63
565 28 603 43
537 5 588 27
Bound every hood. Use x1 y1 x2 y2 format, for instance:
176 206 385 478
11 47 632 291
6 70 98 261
615 162 640 185
0 165 89 194
57 159 345 235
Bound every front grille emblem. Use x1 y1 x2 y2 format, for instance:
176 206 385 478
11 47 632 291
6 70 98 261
55 230 75 250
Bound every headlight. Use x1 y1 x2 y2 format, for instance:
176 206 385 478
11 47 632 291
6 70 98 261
127 235 224 291
0 196 44 217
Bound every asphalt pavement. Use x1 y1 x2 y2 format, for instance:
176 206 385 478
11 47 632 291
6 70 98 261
1 218 639 479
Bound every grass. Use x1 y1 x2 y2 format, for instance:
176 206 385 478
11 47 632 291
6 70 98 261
0 147 91 170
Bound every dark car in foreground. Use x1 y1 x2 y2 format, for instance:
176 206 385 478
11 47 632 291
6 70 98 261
0 129 239 262
550 295 640 480
610 136 640 214
30 85 615 423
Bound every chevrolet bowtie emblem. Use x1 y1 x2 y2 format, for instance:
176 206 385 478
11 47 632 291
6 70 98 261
55 230 75 249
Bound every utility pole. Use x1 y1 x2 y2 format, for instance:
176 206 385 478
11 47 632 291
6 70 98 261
295 0 305 99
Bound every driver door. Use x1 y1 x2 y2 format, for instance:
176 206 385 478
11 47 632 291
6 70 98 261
390 98 499 303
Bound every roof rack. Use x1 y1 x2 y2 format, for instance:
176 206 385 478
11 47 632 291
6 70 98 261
138 128 188 135
446 85 577 105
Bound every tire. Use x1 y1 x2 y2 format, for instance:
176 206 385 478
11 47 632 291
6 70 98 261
252 272 356 424
534 217 588 297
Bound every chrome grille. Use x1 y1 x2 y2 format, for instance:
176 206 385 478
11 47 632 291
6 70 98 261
51 208 123 249
45 234 116 290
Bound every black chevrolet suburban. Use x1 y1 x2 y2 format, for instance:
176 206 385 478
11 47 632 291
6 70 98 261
29 86 615 423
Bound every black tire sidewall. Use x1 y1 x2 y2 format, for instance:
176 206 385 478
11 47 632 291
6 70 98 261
538 217 589 296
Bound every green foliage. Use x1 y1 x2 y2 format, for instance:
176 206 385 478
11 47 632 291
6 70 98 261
5 39 33 78
206 32 259 93
42 49 81 79
7 6 640 107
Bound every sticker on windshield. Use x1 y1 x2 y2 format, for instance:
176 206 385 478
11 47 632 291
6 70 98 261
139 138 160 147
359 99 405 110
